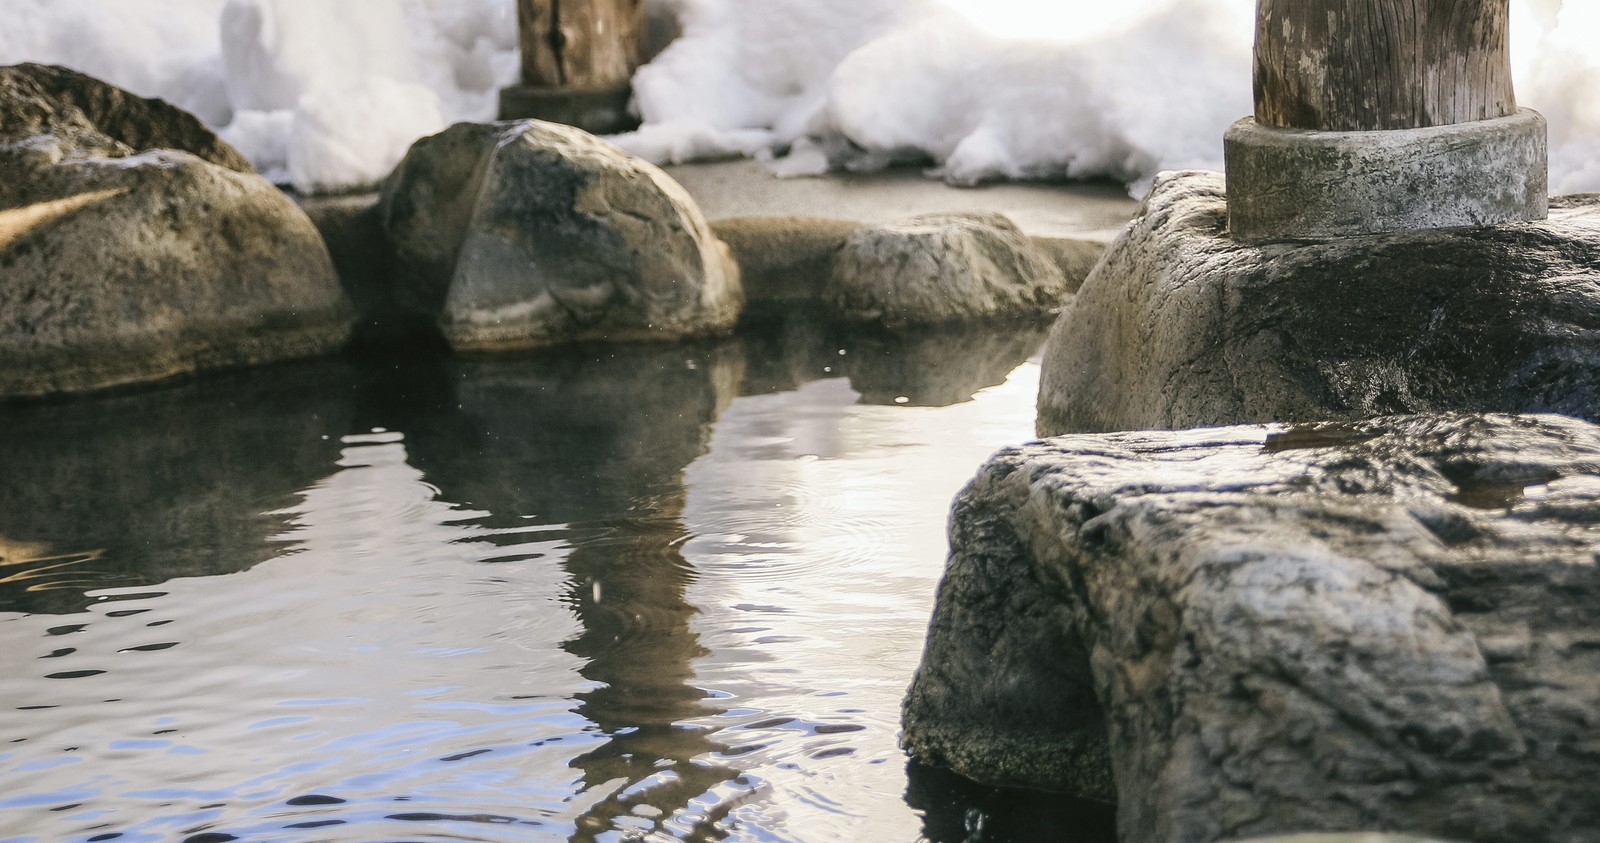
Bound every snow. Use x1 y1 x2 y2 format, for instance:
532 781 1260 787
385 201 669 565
622 0 1599 196
1514 0 1600 194
0 0 1596 196
285 76 446 194
820 1 1252 193
0 0 232 125
0 0 512 193
216 0 450 188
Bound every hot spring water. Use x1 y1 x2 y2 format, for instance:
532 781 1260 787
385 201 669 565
0 318 1114 843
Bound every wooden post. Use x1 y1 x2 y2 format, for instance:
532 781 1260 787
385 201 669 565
1253 0 1517 131
500 0 646 134
1226 0 1546 241
518 0 645 91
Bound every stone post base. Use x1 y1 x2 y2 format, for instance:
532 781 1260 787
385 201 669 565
497 83 637 135
1225 109 1548 243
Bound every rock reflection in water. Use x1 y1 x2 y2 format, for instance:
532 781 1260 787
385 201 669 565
404 343 749 836
0 360 362 614
737 310 1051 408
843 320 1051 408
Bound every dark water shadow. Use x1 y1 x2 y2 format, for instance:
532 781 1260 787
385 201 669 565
906 759 1117 843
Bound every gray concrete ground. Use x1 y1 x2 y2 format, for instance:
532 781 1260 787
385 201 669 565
663 159 1139 243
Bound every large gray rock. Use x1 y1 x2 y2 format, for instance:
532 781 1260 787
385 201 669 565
0 65 351 398
711 214 1102 325
0 63 254 176
826 211 1070 329
378 120 742 351
1036 170 1600 436
904 413 1600 843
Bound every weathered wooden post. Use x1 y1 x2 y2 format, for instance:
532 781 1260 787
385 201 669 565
1226 0 1547 242
499 0 646 134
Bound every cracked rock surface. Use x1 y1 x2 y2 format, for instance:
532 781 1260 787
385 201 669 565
826 211 1070 329
378 120 742 351
903 413 1600 843
1036 170 1600 436
0 63 350 398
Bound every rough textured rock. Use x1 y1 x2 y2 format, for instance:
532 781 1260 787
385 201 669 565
0 63 253 174
710 216 862 320
711 215 1104 324
1036 170 1600 436
0 66 351 398
904 413 1600 843
826 212 1070 329
378 120 742 351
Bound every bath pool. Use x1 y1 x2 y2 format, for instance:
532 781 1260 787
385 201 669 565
0 316 1114 843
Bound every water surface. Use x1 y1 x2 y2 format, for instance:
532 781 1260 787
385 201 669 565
0 317 1114 843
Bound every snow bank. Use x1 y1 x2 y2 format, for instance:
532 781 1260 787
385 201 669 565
618 0 1600 196
0 0 514 193
0 0 232 125
216 0 445 189
825 0 1252 192
0 0 1595 195
1514 1 1600 194
615 0 1254 196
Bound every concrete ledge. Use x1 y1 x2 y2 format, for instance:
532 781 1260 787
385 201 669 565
1225 109 1548 243
497 83 638 135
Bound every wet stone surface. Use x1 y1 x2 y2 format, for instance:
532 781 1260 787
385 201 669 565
905 413 1600 843
1038 170 1600 436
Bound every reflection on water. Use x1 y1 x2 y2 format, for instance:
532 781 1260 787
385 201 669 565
0 315 1112 842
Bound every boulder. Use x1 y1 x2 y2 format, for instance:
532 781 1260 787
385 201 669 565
1036 170 1600 436
712 215 1103 325
377 120 742 351
0 63 253 175
904 413 1600 843
0 64 352 398
826 211 1070 329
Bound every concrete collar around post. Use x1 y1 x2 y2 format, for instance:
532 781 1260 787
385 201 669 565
1227 0 1549 243
1225 110 1549 244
